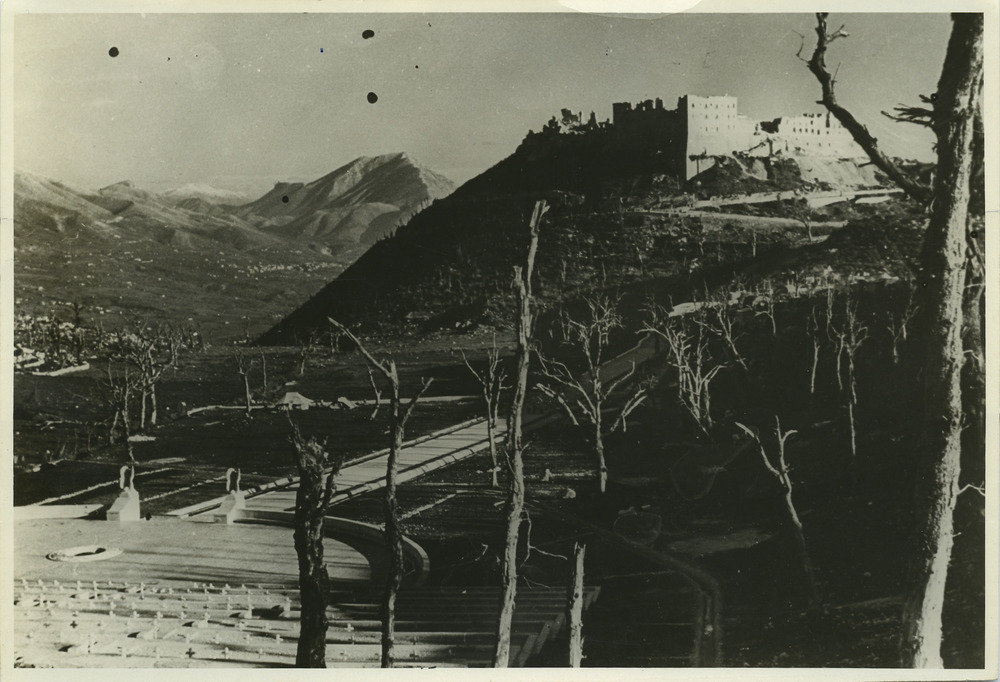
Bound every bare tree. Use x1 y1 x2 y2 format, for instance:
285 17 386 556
296 331 318 377
736 417 817 607
806 302 823 396
256 346 270 398
755 279 777 337
365 365 383 421
842 294 868 460
288 418 344 667
643 305 723 436
67 301 88 363
462 335 509 488
128 331 170 430
232 347 256 417
101 360 140 461
785 197 815 241
494 199 545 667
802 12 983 666
701 291 747 371
326 317 432 668
826 292 848 395
885 284 918 366
536 295 649 493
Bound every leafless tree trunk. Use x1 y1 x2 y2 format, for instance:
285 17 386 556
118 330 169 432
296 332 317 377
288 419 342 668
462 335 509 488
802 12 982 666
807 304 822 395
494 200 545 667
366 366 383 421
148 382 158 428
900 15 982 667
827 309 847 395
736 417 817 607
756 279 777 337
257 346 269 397
886 285 918 366
103 361 138 461
233 348 255 417
537 295 648 493
842 293 868 462
567 542 586 667
327 318 432 668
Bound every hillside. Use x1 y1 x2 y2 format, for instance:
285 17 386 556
258 130 911 345
237 153 455 247
13 171 340 341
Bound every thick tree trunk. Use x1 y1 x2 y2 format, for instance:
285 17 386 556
292 437 335 668
494 200 544 667
149 383 157 427
381 386 404 668
323 318 430 670
568 542 586 667
900 13 982 668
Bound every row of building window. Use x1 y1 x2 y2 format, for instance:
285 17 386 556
690 101 736 109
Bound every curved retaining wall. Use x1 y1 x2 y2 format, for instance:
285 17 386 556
236 509 429 589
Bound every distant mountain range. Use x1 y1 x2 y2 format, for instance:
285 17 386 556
158 183 254 205
13 154 455 339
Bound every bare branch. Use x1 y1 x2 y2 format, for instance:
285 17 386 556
882 101 935 129
959 483 986 498
327 317 392 380
736 421 783 479
608 390 647 434
805 12 932 204
536 383 582 427
604 361 638 400
460 349 486 387
535 352 597 415
401 377 434 427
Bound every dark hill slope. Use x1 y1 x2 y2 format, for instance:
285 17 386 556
459 128 683 198
257 127 900 345
256 131 702 344
257 185 714 344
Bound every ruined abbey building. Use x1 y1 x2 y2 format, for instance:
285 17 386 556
525 94 867 182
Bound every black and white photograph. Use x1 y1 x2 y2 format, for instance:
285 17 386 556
1 2 996 677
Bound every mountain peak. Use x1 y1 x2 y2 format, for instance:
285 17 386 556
100 180 135 192
237 153 455 248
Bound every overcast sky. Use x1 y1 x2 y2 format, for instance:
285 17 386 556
13 12 951 195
